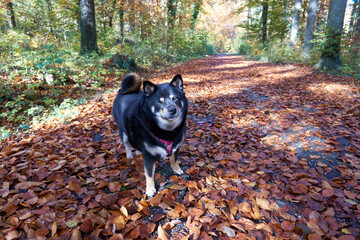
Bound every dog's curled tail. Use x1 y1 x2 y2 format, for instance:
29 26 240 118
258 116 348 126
120 73 142 94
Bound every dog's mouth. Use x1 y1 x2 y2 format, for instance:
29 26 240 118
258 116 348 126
158 109 182 131
161 115 179 122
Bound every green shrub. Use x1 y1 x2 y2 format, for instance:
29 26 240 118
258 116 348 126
236 39 252 55
0 27 216 139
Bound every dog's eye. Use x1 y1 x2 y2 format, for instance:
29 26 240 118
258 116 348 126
169 95 175 100
159 98 165 103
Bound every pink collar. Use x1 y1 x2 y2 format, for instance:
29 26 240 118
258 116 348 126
151 133 173 155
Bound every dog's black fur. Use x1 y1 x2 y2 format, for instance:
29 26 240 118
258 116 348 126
112 73 188 197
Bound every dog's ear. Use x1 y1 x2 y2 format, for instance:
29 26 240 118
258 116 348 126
143 81 156 96
170 74 183 90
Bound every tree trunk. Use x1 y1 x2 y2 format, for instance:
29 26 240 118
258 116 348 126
166 0 177 51
109 16 113 28
261 0 268 46
6 2 16 29
246 5 252 38
167 0 177 32
350 2 360 60
128 0 136 34
119 0 125 43
191 0 202 31
303 0 318 57
349 2 358 34
79 0 98 54
108 0 117 28
290 0 302 48
316 0 347 70
45 0 54 35
280 0 288 40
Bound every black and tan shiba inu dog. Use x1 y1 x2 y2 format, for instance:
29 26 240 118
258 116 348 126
112 73 188 197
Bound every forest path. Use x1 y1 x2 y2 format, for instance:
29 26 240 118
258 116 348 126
1 54 360 239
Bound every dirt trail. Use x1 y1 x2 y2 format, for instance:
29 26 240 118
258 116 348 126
1 55 360 239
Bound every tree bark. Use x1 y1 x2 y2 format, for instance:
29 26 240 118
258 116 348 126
350 2 360 60
166 0 177 51
349 2 358 34
303 0 318 57
6 1 16 29
246 5 252 38
108 0 117 28
261 0 268 46
290 0 302 48
167 0 177 31
128 0 136 34
316 0 347 70
191 0 202 31
280 0 288 40
79 0 98 54
45 0 54 35
118 0 125 43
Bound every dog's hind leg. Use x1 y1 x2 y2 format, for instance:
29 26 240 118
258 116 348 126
144 156 156 198
122 132 133 159
170 151 183 175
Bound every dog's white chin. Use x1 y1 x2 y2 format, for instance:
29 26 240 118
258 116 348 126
158 115 182 131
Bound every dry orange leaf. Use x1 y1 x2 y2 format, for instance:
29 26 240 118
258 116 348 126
157 225 169 240
281 221 294 231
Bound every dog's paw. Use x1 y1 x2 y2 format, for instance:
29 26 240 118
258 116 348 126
173 167 184 175
126 152 134 159
146 186 157 198
135 150 142 156
171 162 184 175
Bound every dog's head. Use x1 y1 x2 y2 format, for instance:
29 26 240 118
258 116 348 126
142 74 187 131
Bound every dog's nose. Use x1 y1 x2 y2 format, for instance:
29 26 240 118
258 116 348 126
168 106 177 115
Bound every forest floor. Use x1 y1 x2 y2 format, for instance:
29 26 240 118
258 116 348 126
1 55 360 240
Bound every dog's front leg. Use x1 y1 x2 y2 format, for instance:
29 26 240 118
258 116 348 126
143 155 156 198
122 132 133 159
170 150 183 175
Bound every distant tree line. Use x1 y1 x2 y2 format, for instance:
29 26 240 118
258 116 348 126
241 0 360 70
1 0 205 55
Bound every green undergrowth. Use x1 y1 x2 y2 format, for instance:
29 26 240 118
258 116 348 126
235 38 360 81
0 29 216 141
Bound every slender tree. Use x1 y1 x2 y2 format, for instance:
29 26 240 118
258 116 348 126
45 0 54 35
316 0 347 70
6 1 16 29
350 1 360 60
79 0 98 54
191 0 202 31
167 0 177 31
303 0 318 57
128 0 136 34
290 0 302 48
261 0 268 46
118 0 125 42
349 1 359 34
281 0 288 40
166 0 177 50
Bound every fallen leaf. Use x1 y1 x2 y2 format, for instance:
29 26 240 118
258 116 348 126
158 225 169 240
70 227 82 240
338 235 356 240
222 226 236 237
66 220 78 228
113 215 126 230
256 198 271 211
79 219 93 233
281 221 294 231
322 188 334 197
